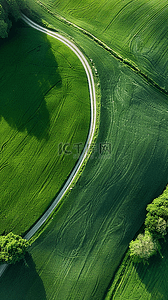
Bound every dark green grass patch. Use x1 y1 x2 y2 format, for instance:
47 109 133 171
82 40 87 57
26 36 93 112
0 252 47 300
0 21 90 236
2 25 168 299
27 0 168 91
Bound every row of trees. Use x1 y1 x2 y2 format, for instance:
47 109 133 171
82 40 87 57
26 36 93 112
0 0 26 38
0 232 30 264
129 186 168 264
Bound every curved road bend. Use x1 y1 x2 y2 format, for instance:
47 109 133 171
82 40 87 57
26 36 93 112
0 15 97 276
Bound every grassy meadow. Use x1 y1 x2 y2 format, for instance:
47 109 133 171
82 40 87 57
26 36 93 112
1 1 168 299
0 20 90 236
1 17 168 299
29 0 168 91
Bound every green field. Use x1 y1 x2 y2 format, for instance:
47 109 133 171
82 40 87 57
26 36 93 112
105 238 168 300
0 20 90 236
1 13 168 299
29 0 168 91
1 1 168 299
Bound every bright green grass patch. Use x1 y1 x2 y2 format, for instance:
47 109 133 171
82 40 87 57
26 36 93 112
27 0 168 91
105 238 168 300
1 26 168 299
0 21 90 236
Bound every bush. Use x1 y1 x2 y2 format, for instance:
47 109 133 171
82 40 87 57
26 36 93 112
0 232 30 264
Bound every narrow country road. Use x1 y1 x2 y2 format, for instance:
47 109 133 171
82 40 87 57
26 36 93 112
0 15 97 276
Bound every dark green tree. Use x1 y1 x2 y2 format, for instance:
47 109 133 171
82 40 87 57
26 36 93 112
0 232 30 264
0 0 26 38
146 197 168 220
129 185 168 264
145 214 167 238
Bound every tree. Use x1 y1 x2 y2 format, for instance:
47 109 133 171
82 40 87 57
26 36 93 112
0 0 26 38
146 197 168 220
0 19 8 38
129 231 159 264
155 217 167 237
129 185 168 264
0 232 30 264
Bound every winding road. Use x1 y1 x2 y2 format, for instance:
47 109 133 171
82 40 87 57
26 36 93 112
0 15 97 276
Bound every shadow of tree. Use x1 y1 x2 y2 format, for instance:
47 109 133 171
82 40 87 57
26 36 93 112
0 252 46 300
0 19 62 140
134 237 168 299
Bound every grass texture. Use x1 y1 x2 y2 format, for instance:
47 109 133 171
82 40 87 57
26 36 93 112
31 0 168 92
0 21 90 236
1 20 168 299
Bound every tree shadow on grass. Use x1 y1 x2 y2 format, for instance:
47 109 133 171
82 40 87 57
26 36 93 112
0 252 46 300
134 237 168 300
0 19 62 140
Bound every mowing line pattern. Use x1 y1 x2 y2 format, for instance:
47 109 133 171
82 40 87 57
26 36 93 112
4 31 168 299
0 14 96 277
35 0 168 94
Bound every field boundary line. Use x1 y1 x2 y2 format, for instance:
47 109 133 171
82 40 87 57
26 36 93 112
36 0 168 97
0 14 97 277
